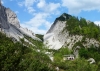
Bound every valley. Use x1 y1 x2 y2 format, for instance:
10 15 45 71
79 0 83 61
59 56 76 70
0 1 100 71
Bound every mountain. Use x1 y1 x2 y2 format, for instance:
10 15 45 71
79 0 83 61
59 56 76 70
0 2 40 42
0 2 54 71
43 13 100 71
1 1 100 71
44 13 100 50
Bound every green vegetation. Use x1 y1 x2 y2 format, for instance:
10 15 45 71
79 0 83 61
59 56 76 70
53 58 98 71
64 16 100 41
60 16 100 70
35 34 44 41
53 47 72 62
0 32 55 71
52 47 100 71
1 31 100 71
79 46 100 62
24 35 44 50
1 14 100 71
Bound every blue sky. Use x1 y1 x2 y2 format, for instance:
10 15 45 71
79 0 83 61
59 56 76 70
2 0 100 34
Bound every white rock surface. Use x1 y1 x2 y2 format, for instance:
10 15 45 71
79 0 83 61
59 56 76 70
44 33 63 49
0 4 40 41
87 58 95 64
44 19 83 49
44 21 66 49
6 8 20 28
44 13 100 50
83 38 100 48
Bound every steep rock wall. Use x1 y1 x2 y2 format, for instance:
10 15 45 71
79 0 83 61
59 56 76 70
44 13 100 50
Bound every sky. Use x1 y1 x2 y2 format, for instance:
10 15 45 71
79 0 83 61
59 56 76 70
2 0 100 34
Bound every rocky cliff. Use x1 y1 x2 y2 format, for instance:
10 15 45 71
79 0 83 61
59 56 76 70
0 4 9 29
6 8 20 28
0 2 40 41
44 13 100 50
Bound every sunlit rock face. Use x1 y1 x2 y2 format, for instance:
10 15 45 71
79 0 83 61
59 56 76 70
6 8 20 28
44 13 100 50
0 3 40 41
44 13 71 49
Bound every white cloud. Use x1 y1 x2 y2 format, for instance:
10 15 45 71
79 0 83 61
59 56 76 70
47 3 60 12
21 13 52 34
21 23 46 34
27 6 35 13
15 11 19 14
19 0 60 34
94 21 100 26
37 0 60 13
37 0 45 8
24 0 35 7
62 0 100 14
18 0 60 14
18 2 24 7
18 0 37 14
1 0 4 4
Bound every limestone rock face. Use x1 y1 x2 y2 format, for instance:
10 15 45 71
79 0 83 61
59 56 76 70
44 13 100 50
0 3 40 41
44 21 66 49
44 13 71 49
6 8 20 28
0 5 9 29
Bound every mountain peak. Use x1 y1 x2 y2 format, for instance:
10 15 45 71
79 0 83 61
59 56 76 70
47 13 71 33
44 13 100 50
6 8 20 28
0 2 40 41
56 13 72 21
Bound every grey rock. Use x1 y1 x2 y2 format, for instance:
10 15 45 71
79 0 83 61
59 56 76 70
6 8 20 28
0 5 10 29
44 13 100 50
0 3 40 42
0 0 1 5
87 58 95 64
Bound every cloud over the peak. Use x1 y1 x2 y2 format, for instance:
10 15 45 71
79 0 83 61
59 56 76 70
37 0 45 8
18 0 60 14
18 0 61 34
37 0 60 13
21 13 52 34
94 21 100 26
18 0 37 14
62 0 100 14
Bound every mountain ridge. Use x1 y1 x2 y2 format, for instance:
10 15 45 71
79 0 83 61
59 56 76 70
47 13 71 33
0 2 40 42
1 2 100 71
44 13 100 50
